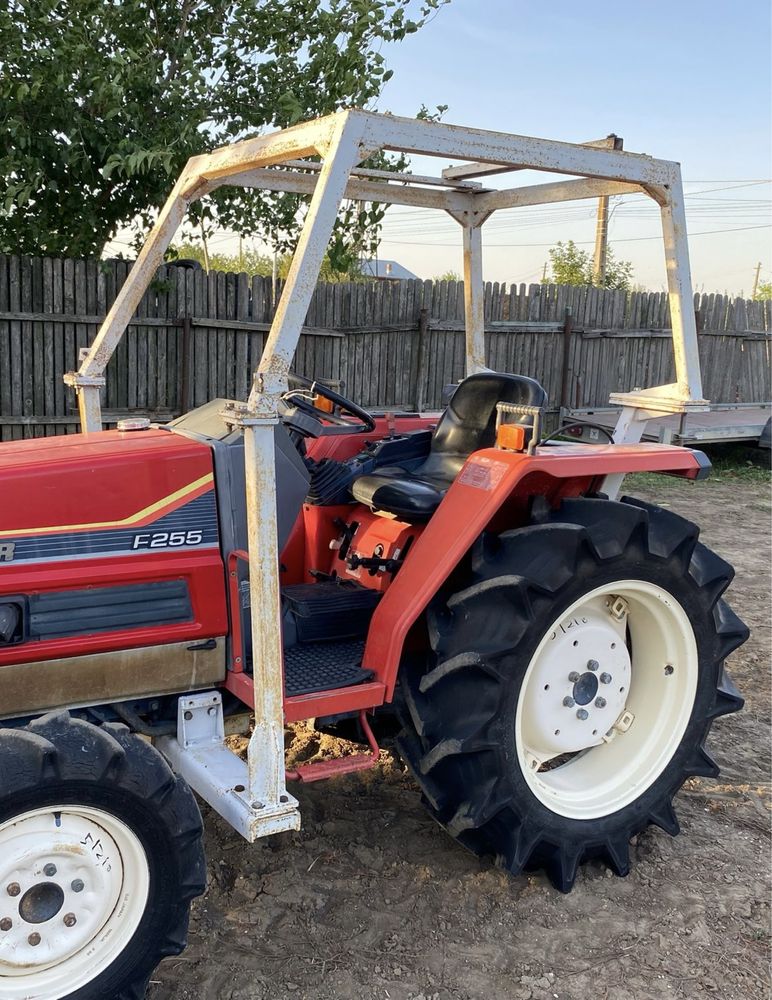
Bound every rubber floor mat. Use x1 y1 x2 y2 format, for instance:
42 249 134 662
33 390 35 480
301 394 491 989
284 640 372 696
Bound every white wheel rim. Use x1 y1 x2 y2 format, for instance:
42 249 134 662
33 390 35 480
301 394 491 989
0 805 150 1000
515 580 699 820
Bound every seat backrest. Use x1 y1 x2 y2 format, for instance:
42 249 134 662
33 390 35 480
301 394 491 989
423 371 547 475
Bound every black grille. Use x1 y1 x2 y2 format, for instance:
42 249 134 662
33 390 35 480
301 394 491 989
29 581 193 639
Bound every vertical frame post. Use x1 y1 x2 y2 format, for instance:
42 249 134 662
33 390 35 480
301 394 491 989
602 406 648 500
462 219 486 375
226 117 367 822
239 413 295 820
65 172 199 432
659 177 704 402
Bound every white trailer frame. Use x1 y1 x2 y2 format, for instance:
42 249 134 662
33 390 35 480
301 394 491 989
65 110 707 839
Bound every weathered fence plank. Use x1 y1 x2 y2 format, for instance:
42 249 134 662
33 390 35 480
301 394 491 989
0 255 768 438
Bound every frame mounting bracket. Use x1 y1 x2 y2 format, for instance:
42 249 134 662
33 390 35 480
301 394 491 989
157 692 300 841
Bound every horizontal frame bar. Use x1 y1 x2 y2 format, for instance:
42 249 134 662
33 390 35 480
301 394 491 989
281 158 484 190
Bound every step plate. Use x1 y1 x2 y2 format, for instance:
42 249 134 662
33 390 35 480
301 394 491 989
284 640 372 697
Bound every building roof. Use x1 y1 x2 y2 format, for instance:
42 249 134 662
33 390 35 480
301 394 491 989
361 259 419 281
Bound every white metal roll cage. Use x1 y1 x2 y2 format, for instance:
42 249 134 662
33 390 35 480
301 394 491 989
66 110 709 839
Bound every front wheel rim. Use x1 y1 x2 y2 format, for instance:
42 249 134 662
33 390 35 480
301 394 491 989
515 580 699 820
0 805 150 1000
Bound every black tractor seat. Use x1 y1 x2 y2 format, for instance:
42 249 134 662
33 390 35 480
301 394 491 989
351 371 547 520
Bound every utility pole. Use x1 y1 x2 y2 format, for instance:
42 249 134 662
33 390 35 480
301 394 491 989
752 261 762 298
542 261 548 282
591 134 624 284
592 196 610 284
238 235 244 273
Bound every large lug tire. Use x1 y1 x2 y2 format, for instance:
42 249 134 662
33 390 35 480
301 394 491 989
397 496 748 892
0 712 206 1000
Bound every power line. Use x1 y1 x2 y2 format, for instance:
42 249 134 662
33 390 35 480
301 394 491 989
378 223 772 249
379 188 772 238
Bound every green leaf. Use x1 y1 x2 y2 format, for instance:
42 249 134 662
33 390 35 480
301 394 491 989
0 0 452 258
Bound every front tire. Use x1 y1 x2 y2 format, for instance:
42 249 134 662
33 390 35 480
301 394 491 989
0 712 206 1000
398 497 748 892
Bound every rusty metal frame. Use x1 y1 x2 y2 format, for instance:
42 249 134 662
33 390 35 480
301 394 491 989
67 109 704 427
63 109 706 840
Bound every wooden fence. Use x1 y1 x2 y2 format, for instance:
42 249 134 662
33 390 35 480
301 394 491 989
0 254 769 439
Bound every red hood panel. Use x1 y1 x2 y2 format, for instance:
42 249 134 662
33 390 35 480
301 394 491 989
0 429 214 534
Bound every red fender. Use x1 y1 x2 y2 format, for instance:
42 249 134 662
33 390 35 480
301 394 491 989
363 442 707 698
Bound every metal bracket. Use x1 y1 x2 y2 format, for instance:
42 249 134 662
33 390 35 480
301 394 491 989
62 372 107 389
602 708 635 744
445 206 494 228
495 402 544 455
610 383 709 415
607 595 630 621
602 394 703 500
219 400 279 427
156 692 300 842
178 690 224 747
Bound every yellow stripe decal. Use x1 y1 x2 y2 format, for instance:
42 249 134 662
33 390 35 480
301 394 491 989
0 473 214 539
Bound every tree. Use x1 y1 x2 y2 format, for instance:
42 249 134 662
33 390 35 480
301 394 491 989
169 243 274 277
432 269 460 282
543 240 634 291
543 241 588 287
753 281 772 301
168 242 363 281
0 0 449 258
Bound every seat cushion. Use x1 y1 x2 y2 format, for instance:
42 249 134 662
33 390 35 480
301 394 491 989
351 472 445 520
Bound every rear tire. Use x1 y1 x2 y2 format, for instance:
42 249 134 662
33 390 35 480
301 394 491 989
397 496 748 892
0 712 206 1000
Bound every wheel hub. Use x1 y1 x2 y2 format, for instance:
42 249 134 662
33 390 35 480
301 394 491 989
572 671 599 706
516 579 700 820
18 883 65 925
0 805 149 997
521 600 632 761
0 811 124 975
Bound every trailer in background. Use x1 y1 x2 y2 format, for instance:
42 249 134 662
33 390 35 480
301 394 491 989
563 401 772 448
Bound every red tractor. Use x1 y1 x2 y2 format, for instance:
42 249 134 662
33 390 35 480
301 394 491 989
0 112 747 1000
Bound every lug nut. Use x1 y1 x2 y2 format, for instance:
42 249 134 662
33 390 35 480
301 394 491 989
600 672 612 684
576 708 589 721
28 932 41 947
43 864 57 878
562 696 575 708
595 697 607 709
0 918 11 932
587 659 599 672
63 912 77 927
6 883 20 898
568 671 580 683
71 879 85 893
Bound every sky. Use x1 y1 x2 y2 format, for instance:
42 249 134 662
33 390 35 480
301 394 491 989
369 0 772 293
105 0 772 295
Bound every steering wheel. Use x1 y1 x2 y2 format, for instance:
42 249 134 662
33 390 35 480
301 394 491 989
282 375 376 436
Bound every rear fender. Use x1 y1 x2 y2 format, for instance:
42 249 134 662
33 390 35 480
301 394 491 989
363 443 708 698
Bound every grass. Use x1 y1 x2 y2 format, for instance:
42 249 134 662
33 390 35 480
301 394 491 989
702 443 771 484
625 443 771 492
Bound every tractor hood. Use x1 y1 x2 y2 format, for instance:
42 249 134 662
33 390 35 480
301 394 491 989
0 428 216 566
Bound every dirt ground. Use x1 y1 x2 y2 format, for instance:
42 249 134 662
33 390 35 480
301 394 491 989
148 474 771 1000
